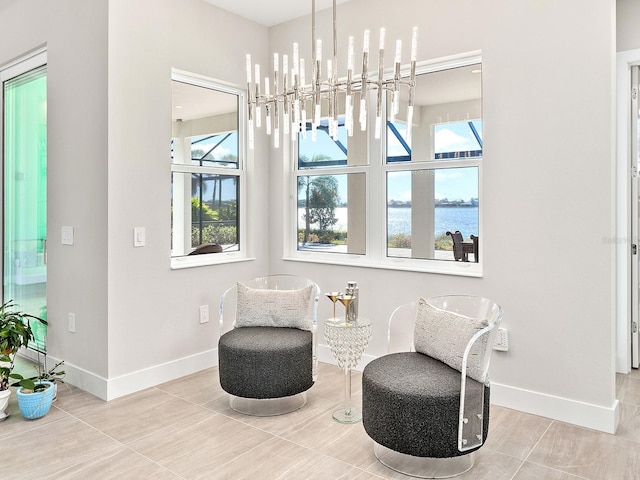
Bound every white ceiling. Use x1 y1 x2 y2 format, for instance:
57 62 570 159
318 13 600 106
203 0 352 27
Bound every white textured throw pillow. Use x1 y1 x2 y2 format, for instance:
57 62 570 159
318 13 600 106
414 298 489 382
235 282 314 330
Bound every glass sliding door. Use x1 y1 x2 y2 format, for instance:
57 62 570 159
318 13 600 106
2 57 47 351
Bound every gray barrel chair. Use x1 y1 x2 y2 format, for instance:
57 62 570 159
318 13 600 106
218 274 320 416
362 295 503 478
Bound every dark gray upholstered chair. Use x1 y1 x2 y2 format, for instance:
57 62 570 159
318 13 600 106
218 274 320 416
362 295 503 478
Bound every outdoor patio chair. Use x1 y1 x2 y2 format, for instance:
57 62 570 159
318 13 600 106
362 295 503 478
446 230 477 262
218 274 320 415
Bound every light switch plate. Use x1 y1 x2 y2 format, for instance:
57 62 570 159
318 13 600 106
61 226 74 245
134 227 145 247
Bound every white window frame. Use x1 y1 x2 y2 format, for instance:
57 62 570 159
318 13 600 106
284 51 482 277
170 70 251 269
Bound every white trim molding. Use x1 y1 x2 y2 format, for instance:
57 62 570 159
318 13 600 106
491 382 620 435
53 350 218 401
616 48 640 373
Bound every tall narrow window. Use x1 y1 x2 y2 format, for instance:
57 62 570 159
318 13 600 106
170 73 246 266
296 95 368 255
385 64 482 263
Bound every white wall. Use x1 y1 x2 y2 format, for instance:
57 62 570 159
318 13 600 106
0 0 110 389
268 0 618 432
105 0 269 395
0 0 270 400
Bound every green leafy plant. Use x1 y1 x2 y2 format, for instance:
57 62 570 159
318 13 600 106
11 359 65 392
0 300 47 391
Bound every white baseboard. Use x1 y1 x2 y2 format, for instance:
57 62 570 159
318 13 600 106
50 350 218 401
490 382 620 434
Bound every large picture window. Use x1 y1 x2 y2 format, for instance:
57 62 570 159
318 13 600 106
170 72 246 267
290 54 482 275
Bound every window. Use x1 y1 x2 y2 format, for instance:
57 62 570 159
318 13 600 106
289 54 482 275
296 98 369 255
170 72 247 267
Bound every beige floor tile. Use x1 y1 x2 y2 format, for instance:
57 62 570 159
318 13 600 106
0 416 123 478
616 402 640 443
207 389 339 436
129 411 269 464
0 396 70 440
624 368 640 381
616 374 640 407
527 421 640 479
280 406 379 471
50 447 183 480
485 405 553 459
211 436 365 480
352 472 388 480
58 387 213 444
156 366 227 405
513 461 590 479
160 415 275 477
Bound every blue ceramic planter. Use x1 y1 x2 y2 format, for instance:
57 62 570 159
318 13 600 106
16 381 54 419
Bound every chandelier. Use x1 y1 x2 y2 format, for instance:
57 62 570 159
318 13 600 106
245 0 417 149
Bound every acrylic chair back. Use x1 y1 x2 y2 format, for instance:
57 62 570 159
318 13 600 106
386 295 503 452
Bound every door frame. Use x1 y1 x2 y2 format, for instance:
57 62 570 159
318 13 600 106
616 48 640 373
0 47 47 360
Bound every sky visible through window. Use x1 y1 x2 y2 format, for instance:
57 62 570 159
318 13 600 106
299 120 482 203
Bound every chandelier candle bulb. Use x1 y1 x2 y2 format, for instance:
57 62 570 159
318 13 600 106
246 54 252 83
265 78 271 134
293 43 299 76
379 27 385 51
411 27 418 61
282 55 288 87
254 64 261 128
395 40 402 64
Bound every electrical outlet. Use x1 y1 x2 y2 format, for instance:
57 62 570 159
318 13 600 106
199 305 209 324
68 313 76 333
493 327 508 351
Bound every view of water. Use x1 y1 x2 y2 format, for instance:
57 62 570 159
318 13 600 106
299 206 478 237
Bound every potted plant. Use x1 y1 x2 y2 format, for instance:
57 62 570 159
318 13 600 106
0 300 47 420
11 359 66 400
15 380 54 419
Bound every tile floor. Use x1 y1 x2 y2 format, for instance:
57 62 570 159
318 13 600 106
1 362 639 480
